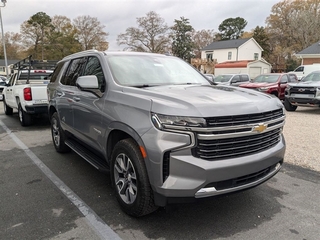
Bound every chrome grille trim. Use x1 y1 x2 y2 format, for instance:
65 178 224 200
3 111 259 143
197 120 284 140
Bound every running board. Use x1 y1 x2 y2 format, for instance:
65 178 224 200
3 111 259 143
65 139 110 172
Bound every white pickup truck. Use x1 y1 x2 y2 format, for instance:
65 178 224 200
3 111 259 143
3 69 52 126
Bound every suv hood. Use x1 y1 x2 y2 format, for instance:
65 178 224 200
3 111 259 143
288 81 320 87
239 82 277 88
119 84 283 117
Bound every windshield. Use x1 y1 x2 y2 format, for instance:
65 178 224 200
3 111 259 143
253 74 280 83
302 72 320 82
106 55 210 87
214 75 233 83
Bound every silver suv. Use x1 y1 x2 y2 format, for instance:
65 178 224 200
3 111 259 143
214 74 251 86
47 50 286 217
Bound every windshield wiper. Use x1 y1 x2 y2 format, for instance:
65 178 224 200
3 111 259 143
131 84 160 88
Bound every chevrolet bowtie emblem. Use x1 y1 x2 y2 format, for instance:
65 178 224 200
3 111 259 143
253 124 268 133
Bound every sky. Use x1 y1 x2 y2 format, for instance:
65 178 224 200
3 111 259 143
1 0 281 51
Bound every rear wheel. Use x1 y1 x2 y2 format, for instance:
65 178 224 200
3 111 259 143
111 138 158 217
3 98 13 115
18 103 32 126
51 112 70 153
284 98 297 111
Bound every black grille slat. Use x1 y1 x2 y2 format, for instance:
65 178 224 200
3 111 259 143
290 87 316 95
196 136 279 160
198 130 280 153
206 109 283 127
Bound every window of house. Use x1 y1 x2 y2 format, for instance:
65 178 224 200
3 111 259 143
228 52 232 60
206 53 213 61
254 53 259 60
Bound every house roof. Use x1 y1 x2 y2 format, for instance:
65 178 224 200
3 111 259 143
215 59 271 68
0 59 20 66
215 60 253 68
296 41 320 55
202 38 251 51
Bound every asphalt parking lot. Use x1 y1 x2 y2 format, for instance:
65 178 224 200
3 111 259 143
0 103 319 240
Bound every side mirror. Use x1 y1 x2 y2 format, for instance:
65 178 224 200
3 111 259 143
76 75 99 89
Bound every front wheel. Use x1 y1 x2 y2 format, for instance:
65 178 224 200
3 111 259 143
18 104 32 126
51 112 70 153
111 138 157 217
284 98 297 111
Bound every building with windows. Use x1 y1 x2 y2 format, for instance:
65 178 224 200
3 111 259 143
294 41 320 65
0 59 19 77
199 38 271 78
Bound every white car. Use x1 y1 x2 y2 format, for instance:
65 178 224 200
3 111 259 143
214 74 251 86
0 80 6 101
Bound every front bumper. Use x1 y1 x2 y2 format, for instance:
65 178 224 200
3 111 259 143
287 96 320 107
142 126 285 206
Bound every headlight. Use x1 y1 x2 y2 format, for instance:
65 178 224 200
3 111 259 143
151 113 206 130
258 87 270 91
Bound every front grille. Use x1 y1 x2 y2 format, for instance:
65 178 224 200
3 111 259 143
290 87 316 95
206 109 283 127
193 129 281 160
192 109 284 161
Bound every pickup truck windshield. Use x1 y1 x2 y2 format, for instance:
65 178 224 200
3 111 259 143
214 75 233 83
253 74 280 83
107 55 210 87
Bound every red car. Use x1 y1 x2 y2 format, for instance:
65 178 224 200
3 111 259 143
239 73 298 100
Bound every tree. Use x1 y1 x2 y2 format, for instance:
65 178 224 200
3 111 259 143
252 26 271 58
73 15 109 51
20 12 52 59
45 15 82 59
192 29 216 58
171 17 195 62
265 0 320 70
217 17 247 40
0 32 24 59
117 11 170 53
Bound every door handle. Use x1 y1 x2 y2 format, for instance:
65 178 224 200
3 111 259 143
73 97 80 102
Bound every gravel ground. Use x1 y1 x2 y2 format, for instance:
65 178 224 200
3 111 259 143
283 106 320 172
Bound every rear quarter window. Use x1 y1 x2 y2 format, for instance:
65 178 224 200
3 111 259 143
50 62 66 83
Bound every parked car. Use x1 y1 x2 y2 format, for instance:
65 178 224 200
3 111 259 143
0 75 7 82
3 69 52 126
239 73 298 100
288 64 320 80
47 50 285 217
204 74 215 83
0 80 6 101
284 70 320 111
214 74 250 86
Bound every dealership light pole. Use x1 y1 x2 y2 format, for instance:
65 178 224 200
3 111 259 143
0 0 8 78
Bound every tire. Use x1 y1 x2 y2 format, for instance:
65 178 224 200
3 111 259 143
3 98 13 115
51 112 70 153
18 103 33 126
111 138 158 217
284 98 297 111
